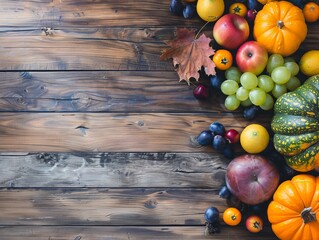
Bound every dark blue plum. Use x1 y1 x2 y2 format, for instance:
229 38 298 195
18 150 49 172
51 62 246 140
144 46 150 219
210 74 223 90
247 0 263 10
223 142 234 159
183 4 196 19
218 185 232 199
209 122 225 135
196 130 214 146
169 0 184 16
204 207 220 223
212 135 226 151
243 105 259 120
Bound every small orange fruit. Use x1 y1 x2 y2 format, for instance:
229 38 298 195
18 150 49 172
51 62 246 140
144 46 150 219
223 207 242 226
229 2 248 17
303 2 319 23
212 49 233 70
240 124 269 154
246 215 263 233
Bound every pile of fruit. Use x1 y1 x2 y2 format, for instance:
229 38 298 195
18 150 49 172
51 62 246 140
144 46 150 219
170 0 319 116
165 0 319 239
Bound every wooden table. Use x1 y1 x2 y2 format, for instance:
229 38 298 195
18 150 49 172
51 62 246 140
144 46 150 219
0 1 317 239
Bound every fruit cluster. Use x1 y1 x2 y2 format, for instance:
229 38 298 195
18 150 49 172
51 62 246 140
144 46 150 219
169 0 197 19
220 53 302 111
196 122 239 159
169 0 319 117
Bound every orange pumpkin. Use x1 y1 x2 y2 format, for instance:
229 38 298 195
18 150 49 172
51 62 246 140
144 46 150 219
267 174 319 240
253 1 307 56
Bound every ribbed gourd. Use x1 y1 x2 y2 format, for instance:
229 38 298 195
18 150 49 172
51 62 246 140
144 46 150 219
271 75 319 172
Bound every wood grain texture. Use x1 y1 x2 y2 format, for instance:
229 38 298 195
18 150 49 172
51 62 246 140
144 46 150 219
0 112 271 152
0 226 277 239
0 188 223 225
0 0 317 71
0 0 202 28
0 71 226 112
0 152 228 188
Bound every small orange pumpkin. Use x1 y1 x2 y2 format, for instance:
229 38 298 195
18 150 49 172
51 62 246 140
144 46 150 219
253 1 307 56
267 174 319 240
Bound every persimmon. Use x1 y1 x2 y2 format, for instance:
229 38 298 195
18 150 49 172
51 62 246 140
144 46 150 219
212 49 233 70
223 207 242 226
303 2 319 23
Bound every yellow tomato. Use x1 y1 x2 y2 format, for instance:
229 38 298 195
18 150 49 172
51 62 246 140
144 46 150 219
223 207 242 226
196 0 225 22
240 124 269 154
303 2 319 23
299 50 319 76
229 3 247 17
212 49 233 70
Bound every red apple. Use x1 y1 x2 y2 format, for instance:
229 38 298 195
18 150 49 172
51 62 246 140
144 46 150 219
225 154 279 205
213 13 250 50
236 41 268 76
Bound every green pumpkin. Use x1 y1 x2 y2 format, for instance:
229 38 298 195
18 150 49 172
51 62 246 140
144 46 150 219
271 75 319 172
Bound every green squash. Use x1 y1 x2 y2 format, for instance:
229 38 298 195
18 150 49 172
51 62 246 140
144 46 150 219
271 75 319 172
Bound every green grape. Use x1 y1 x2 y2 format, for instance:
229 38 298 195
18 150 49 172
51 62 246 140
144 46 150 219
258 75 275 93
241 98 253 107
284 61 299 76
260 94 274 111
240 72 258 90
224 95 241 111
272 84 287 99
225 66 242 83
221 80 239 95
271 66 291 85
286 76 301 91
267 53 284 73
236 86 249 101
249 87 267 106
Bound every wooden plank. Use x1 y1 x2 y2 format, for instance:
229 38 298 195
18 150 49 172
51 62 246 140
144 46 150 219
0 188 223 225
0 12 317 71
0 152 228 188
0 112 271 152
0 71 225 112
0 35 170 71
0 226 277 239
0 0 202 28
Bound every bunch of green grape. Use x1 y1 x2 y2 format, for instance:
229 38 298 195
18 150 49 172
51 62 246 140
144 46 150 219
221 54 301 111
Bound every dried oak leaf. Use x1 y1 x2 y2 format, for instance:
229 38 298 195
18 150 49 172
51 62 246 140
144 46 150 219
160 28 215 84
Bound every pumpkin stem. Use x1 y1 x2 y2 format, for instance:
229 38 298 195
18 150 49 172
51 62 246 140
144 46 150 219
277 20 284 29
301 207 317 223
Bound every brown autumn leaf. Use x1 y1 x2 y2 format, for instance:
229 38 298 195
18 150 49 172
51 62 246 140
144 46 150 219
160 28 216 84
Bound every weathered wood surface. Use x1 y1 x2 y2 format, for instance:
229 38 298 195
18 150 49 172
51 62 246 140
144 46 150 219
0 0 317 71
0 226 276 240
0 0 318 239
0 71 224 112
0 112 270 152
0 152 228 188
